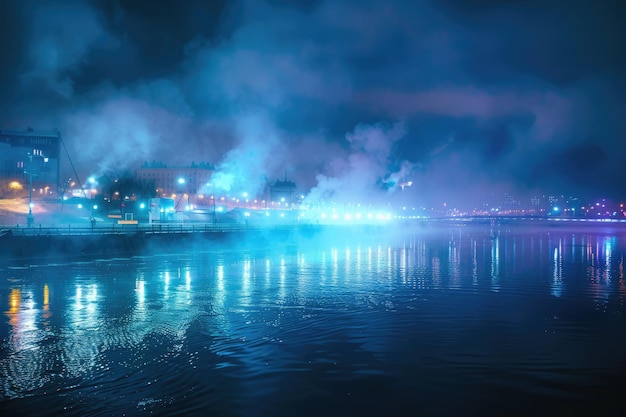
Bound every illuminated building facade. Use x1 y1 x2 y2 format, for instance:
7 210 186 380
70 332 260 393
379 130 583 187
268 178 297 205
0 128 61 195
136 162 213 196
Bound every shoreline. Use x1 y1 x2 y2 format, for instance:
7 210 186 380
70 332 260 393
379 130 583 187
3 217 626 264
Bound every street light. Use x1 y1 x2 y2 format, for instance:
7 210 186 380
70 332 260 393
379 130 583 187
176 177 188 214
26 153 34 226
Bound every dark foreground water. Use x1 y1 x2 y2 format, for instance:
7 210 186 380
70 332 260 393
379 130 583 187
1 222 625 416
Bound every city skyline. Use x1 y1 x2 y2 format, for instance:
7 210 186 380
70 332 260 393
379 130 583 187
0 0 624 207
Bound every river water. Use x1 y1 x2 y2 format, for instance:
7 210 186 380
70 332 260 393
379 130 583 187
1 221 625 416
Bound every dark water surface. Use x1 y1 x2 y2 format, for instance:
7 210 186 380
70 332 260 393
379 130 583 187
1 222 625 416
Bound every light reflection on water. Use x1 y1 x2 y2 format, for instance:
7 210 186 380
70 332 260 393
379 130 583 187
1 224 626 416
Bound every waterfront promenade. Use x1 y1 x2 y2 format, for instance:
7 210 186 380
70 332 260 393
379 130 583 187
0 197 259 237
1 221 261 237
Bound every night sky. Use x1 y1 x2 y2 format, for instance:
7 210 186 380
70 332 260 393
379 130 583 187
1 0 625 206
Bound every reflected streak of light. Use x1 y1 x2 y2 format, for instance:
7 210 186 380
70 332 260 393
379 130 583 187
605 238 612 283
387 246 392 280
136 280 145 308
75 285 82 310
265 259 271 288
320 251 327 285
87 284 98 315
552 241 563 298
186 270 192 292
472 239 478 286
86 284 98 303
491 236 500 292
449 241 460 289
332 249 338 284
619 255 625 299
432 255 441 288
9 288 20 312
4 288 43 391
23 290 38 346
297 253 306 292
215 263 226 311
42 284 51 320
164 271 171 299
7 289 22 345
43 284 49 311
345 248 351 279
242 259 251 298
279 257 286 301
401 247 407 284
217 264 225 293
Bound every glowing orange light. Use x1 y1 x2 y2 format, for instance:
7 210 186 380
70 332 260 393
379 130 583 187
9 181 23 190
9 288 20 313
43 284 49 310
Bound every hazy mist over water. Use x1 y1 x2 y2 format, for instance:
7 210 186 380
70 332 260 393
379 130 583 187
1 222 625 416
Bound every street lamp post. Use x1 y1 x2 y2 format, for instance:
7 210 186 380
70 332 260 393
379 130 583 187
177 177 186 211
23 152 49 226
206 182 216 224
88 176 96 221
25 153 35 226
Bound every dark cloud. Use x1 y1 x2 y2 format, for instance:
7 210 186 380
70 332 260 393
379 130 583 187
1 0 625 205
438 0 626 86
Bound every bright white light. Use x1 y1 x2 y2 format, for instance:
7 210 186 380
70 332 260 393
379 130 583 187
177 178 185 185
93 204 98 210
139 203 145 209
77 204 83 209
244 211 251 217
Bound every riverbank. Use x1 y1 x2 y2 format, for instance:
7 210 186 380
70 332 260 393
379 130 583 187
4 198 626 264
0 224 330 263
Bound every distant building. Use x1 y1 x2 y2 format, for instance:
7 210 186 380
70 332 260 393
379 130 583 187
268 178 297 205
0 128 61 195
135 161 213 196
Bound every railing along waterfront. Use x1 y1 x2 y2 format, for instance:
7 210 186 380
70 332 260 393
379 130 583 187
2 222 282 237
5 216 626 238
